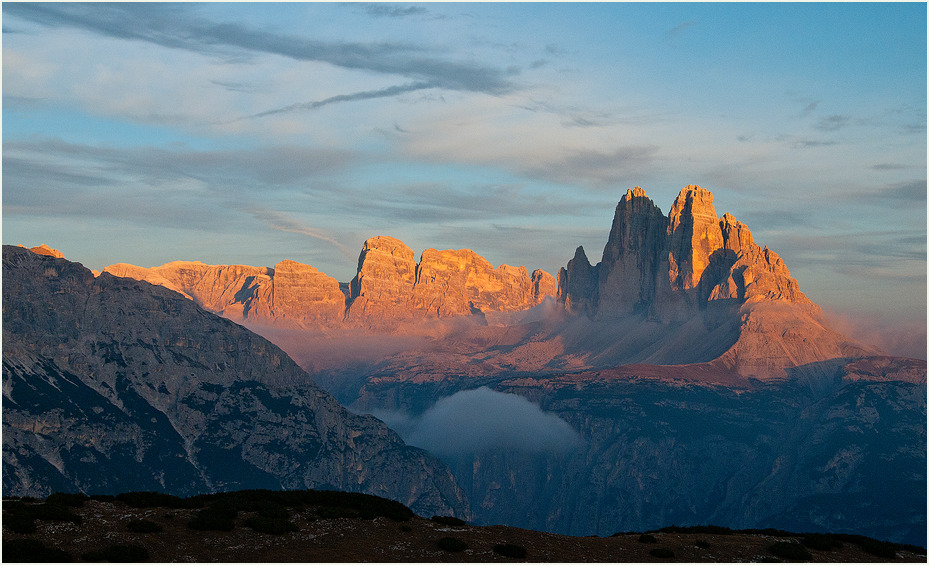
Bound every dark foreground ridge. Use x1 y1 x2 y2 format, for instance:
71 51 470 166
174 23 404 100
3 490 925 563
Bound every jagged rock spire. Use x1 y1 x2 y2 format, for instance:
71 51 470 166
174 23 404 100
558 184 811 320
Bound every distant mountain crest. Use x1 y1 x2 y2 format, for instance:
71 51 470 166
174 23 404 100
560 185 812 322
103 238 556 330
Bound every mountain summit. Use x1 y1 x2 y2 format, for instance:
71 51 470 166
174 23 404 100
104 238 555 330
560 185 810 321
100 184 874 380
554 185 873 378
7 184 924 547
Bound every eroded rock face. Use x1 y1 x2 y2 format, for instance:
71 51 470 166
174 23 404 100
105 236 556 330
270 260 346 327
2 245 469 518
596 187 669 317
667 185 724 292
24 244 64 259
557 246 598 315
354 368 926 545
346 237 557 327
346 236 418 324
559 185 813 322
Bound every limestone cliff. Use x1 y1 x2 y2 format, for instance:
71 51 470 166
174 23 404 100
103 260 344 329
104 237 556 330
3 245 469 518
346 236 418 324
596 187 668 317
560 185 814 322
552 185 873 378
347 238 557 327
350 367 926 546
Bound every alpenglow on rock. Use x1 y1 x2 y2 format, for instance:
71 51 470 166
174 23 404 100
347 237 556 327
104 236 556 330
3 245 469 518
560 185 812 321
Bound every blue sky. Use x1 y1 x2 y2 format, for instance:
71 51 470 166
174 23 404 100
3 3 926 355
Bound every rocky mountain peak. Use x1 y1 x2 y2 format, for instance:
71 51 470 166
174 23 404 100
351 243 556 325
596 187 668 317
101 235 555 331
3 245 468 517
557 246 598 315
22 244 64 259
622 186 649 202
667 184 724 291
560 184 813 322
347 237 419 323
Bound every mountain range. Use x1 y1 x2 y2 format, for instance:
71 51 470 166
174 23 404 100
4 185 925 546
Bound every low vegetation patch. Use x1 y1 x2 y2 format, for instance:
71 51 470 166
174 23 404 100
3 538 73 562
437 536 469 552
244 516 299 535
694 539 711 549
46 492 88 507
801 532 842 551
115 491 189 508
187 488 415 522
81 543 150 562
316 505 359 520
768 541 813 561
431 515 467 526
493 543 527 558
187 505 237 531
3 499 83 533
849 536 898 559
126 518 163 533
649 547 675 558
638 533 658 543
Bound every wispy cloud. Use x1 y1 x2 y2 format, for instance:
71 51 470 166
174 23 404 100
870 163 911 171
4 3 516 95
524 145 660 187
667 21 695 40
852 179 928 208
243 207 354 257
240 81 437 120
815 114 851 132
794 139 839 148
357 3 429 19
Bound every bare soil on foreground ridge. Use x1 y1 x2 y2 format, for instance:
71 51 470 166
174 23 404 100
2 494 924 563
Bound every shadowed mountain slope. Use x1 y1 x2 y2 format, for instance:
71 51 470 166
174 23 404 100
2 245 469 519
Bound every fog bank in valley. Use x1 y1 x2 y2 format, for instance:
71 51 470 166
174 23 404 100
368 387 583 459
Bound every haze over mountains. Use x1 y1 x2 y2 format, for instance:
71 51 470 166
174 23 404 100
4 185 925 546
102 185 877 382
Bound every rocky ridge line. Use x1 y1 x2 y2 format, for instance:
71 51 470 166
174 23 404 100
104 238 556 330
2 245 469 517
559 184 812 321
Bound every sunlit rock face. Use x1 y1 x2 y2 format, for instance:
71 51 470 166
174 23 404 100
347 237 557 326
560 184 813 323
554 185 867 378
3 245 469 519
596 187 669 318
346 236 419 325
104 259 345 329
104 235 556 330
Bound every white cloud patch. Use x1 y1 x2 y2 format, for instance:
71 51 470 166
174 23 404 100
370 387 583 458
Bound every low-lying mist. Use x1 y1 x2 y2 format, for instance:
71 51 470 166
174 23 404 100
367 387 583 459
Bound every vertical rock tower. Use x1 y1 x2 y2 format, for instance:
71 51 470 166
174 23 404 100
559 185 812 322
